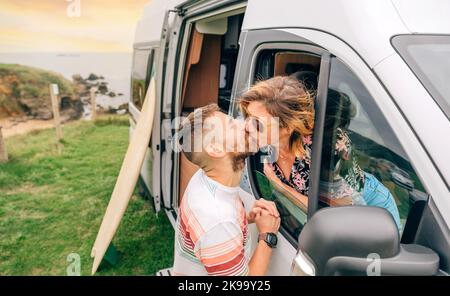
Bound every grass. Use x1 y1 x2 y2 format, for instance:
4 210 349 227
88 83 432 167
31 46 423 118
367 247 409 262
0 116 174 275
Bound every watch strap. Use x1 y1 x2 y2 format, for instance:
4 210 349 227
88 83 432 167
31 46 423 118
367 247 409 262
258 232 277 248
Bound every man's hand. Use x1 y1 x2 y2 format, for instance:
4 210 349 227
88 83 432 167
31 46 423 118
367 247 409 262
248 209 280 276
247 199 279 224
255 209 281 234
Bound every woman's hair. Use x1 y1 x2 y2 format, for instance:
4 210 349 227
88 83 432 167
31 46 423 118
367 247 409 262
321 89 356 176
239 76 315 157
324 89 356 131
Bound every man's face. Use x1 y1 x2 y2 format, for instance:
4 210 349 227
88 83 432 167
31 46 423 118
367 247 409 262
203 111 258 170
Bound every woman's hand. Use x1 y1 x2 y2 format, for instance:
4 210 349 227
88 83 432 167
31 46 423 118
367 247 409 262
262 160 308 212
263 160 284 187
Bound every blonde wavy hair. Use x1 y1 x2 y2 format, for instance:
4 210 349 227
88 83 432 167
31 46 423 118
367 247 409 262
239 76 315 158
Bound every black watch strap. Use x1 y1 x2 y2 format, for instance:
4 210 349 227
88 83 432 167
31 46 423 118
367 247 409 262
258 232 277 248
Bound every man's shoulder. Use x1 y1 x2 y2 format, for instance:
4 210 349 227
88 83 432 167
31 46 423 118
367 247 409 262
184 170 214 204
182 171 216 215
181 171 237 231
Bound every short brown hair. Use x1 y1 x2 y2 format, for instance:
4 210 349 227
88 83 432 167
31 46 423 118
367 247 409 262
177 103 220 167
239 76 315 157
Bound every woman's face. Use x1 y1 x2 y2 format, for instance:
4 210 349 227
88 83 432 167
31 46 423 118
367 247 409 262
245 101 291 147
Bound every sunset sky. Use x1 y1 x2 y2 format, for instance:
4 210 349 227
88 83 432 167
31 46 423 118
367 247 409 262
0 0 150 53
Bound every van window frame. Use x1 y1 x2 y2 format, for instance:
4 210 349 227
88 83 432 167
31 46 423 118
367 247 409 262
238 41 331 247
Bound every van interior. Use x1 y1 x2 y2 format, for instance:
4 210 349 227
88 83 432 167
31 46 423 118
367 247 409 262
178 13 243 203
177 12 322 204
255 50 320 91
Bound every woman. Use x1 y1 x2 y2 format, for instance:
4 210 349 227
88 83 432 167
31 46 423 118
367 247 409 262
239 76 401 231
239 76 317 210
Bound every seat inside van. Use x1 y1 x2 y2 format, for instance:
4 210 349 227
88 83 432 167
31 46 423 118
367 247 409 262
274 51 320 91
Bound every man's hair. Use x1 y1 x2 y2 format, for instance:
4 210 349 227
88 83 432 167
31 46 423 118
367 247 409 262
177 103 220 167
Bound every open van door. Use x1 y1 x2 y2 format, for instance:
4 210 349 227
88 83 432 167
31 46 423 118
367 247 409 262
159 7 184 216
147 11 175 214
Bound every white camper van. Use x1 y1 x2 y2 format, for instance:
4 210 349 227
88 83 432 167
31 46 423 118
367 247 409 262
129 0 450 276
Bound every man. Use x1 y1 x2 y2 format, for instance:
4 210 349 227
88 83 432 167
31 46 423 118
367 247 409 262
173 104 281 276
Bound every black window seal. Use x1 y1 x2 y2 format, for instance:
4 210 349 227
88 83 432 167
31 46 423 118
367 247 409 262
307 52 331 219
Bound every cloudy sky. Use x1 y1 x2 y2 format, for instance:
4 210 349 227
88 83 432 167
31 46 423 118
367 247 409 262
0 0 150 52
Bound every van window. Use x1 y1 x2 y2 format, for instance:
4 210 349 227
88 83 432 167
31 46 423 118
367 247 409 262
131 48 154 111
246 49 321 242
320 58 428 236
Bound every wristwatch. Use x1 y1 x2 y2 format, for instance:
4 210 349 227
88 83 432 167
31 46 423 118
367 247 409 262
258 232 278 248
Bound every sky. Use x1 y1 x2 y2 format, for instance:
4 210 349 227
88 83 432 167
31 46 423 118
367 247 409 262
0 0 150 53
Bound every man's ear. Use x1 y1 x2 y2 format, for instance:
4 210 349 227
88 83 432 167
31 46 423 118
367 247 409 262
205 143 226 158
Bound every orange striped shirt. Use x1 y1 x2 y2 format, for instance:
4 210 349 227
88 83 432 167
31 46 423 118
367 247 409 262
173 170 251 276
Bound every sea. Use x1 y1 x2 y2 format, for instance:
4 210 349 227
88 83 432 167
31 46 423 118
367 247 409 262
0 52 132 110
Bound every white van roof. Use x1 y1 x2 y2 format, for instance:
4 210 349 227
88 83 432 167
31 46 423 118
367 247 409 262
243 0 450 67
135 0 450 64
134 0 186 45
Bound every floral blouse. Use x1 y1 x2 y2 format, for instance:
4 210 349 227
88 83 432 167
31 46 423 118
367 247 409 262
268 135 313 196
334 127 365 193
267 129 365 200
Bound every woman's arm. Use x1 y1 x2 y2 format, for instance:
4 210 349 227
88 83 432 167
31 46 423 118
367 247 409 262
263 162 308 212
271 178 308 212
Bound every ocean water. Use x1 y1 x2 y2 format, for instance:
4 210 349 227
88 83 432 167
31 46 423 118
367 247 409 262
0 52 132 109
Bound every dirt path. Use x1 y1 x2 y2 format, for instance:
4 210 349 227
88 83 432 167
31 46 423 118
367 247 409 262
0 118 56 138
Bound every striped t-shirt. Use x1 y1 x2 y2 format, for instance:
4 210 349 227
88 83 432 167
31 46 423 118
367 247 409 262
173 169 251 276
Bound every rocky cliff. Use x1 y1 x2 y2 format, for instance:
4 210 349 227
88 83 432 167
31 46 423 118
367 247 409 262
0 64 82 120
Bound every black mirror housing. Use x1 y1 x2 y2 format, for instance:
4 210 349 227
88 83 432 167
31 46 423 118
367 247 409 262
298 206 439 276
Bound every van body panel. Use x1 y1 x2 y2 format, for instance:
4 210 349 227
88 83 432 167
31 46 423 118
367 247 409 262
392 0 450 34
130 0 450 275
374 56 450 227
242 0 410 67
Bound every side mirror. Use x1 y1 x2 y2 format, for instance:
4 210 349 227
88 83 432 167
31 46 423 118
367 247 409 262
291 206 439 276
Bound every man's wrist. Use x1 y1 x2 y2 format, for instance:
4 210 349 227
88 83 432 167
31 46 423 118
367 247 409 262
257 239 273 252
258 232 278 248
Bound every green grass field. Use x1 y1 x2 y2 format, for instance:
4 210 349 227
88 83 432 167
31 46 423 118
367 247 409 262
0 116 174 275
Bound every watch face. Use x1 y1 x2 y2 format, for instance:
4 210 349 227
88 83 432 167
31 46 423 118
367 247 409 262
267 233 278 246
